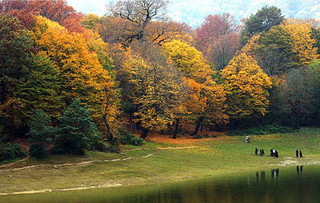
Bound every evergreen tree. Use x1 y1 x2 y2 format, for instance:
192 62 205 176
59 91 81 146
15 54 63 120
27 109 56 159
53 99 101 155
27 109 55 144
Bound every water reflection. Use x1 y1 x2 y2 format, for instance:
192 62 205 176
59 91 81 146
1 165 320 203
271 169 279 179
297 165 303 176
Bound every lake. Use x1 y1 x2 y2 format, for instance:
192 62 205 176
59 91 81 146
1 165 320 203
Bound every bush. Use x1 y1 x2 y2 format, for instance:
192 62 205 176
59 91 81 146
228 124 295 136
90 140 108 152
118 128 143 146
29 144 47 159
193 134 217 139
106 143 121 153
0 143 26 162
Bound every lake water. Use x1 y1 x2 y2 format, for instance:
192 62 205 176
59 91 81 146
1 165 320 203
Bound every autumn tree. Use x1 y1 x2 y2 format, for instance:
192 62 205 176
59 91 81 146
221 53 272 126
255 26 296 75
280 19 319 66
107 0 167 46
241 6 284 45
163 40 228 135
0 14 33 134
82 14 100 30
195 13 239 70
27 0 84 32
123 43 185 139
207 34 240 70
33 16 120 142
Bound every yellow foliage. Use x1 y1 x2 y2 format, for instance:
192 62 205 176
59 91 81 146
221 53 272 119
280 19 319 65
238 35 260 58
162 40 212 82
33 16 119 130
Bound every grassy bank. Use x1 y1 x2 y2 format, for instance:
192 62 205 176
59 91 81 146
1 128 320 195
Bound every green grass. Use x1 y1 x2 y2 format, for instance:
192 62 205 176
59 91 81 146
0 128 320 194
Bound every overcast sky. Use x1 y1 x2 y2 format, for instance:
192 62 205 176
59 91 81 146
66 0 320 27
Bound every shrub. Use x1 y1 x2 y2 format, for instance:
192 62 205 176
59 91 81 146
0 143 26 162
227 124 295 136
29 144 47 159
193 134 217 139
106 143 121 153
90 140 108 152
118 128 143 146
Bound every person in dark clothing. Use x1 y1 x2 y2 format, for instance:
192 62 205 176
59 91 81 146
300 150 303 158
270 149 274 157
255 148 258 155
275 150 279 158
296 149 299 157
262 149 265 156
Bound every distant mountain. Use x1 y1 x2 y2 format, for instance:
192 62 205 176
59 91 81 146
167 0 320 28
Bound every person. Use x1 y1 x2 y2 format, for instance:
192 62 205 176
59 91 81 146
246 135 251 143
270 149 273 157
275 150 279 158
300 150 303 158
255 148 258 155
296 149 299 157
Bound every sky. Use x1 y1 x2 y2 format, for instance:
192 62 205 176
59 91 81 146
66 0 320 28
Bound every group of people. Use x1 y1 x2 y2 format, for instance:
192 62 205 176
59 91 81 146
296 150 303 158
255 148 279 157
270 149 279 157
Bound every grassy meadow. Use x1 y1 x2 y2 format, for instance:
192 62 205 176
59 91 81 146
1 128 320 195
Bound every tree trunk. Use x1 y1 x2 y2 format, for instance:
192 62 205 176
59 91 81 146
103 114 114 143
140 128 149 140
172 119 180 139
192 117 203 136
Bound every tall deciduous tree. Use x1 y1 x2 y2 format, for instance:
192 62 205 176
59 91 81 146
279 68 314 129
163 40 228 135
107 0 167 46
241 6 284 46
221 53 272 125
195 13 239 70
255 26 296 75
0 14 33 132
280 19 319 66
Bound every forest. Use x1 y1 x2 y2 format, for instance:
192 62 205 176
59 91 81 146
1 0 320 162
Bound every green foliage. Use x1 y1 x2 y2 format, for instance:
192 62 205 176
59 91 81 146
29 144 47 159
15 54 63 120
0 13 33 132
311 27 320 55
118 128 144 146
193 134 217 139
256 26 296 75
241 6 284 45
0 143 26 162
279 68 315 129
228 124 295 136
27 109 56 145
52 99 101 155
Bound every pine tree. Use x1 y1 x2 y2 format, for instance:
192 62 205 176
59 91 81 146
53 99 101 155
